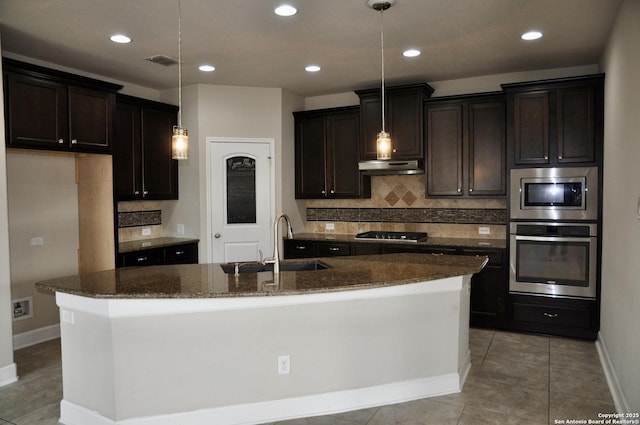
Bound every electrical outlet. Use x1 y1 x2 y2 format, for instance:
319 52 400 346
141 228 151 236
177 224 185 235
12 297 33 321
325 223 335 231
277 355 290 375
61 309 75 324
478 226 491 235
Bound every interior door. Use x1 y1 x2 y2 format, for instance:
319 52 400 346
209 139 273 263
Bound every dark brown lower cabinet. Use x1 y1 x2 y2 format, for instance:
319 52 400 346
117 242 198 268
508 294 598 340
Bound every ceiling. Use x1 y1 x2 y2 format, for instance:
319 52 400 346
0 0 622 97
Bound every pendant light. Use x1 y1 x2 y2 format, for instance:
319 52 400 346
172 0 189 160
368 0 395 160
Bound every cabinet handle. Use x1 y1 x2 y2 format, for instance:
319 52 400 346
143 191 148 195
543 312 558 318
558 155 563 160
431 253 444 256
295 246 307 250
71 139 78 144
329 247 340 251
58 138 64 144
175 250 184 255
137 256 148 262
134 190 140 195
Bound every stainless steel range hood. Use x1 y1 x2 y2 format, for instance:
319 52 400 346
358 159 424 175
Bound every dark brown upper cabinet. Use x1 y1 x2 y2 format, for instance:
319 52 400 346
113 94 178 201
425 93 506 197
3 58 121 154
502 74 604 167
356 83 433 161
294 106 370 199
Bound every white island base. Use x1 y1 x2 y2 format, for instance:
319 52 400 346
56 275 471 425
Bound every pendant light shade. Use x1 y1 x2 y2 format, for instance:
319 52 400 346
368 0 395 160
172 0 189 160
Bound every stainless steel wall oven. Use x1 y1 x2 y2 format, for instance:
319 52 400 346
509 222 597 299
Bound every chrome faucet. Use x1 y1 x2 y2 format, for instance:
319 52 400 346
263 213 293 274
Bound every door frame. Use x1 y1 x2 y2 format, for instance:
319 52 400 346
205 137 275 264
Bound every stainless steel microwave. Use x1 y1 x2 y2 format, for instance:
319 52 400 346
510 167 599 221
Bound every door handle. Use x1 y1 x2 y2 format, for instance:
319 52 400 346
214 233 221 238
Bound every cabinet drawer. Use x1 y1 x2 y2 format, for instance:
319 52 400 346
316 242 351 257
284 240 316 258
164 244 197 263
119 250 162 267
512 302 593 329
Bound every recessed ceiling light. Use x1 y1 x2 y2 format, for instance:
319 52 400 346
275 5 297 17
521 31 543 41
305 65 321 72
199 64 216 72
110 34 131 44
403 49 421 58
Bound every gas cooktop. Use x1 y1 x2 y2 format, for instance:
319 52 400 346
354 231 428 243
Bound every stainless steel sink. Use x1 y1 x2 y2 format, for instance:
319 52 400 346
220 260 330 274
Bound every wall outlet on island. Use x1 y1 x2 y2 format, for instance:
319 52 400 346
478 226 491 235
277 354 291 375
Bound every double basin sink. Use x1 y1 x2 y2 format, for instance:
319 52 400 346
221 260 330 274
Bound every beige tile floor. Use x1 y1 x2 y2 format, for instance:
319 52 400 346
0 329 615 425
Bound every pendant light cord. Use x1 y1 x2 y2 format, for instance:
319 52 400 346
177 0 183 128
380 8 386 133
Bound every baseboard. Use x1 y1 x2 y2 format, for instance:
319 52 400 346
0 362 18 388
596 331 631 412
60 373 462 425
13 323 60 350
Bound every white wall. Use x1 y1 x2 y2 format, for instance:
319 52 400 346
0 34 18 387
599 0 640 412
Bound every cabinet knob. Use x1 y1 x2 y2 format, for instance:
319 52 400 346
58 138 64 144
469 188 474 193
330 189 335 194
71 139 78 144
544 155 549 160
457 188 462 193
143 191 148 195
558 155 563 160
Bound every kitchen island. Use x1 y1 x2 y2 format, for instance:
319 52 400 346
36 253 487 425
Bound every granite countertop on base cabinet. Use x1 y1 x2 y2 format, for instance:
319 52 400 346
291 232 507 249
35 253 487 299
118 237 199 254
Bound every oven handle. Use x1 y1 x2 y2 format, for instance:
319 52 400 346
514 235 594 243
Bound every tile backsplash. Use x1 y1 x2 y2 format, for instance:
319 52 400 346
304 175 507 239
117 201 164 242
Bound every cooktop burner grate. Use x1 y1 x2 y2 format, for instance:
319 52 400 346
354 231 428 243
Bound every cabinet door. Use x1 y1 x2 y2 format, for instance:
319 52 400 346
468 101 506 196
358 96 382 160
295 115 328 198
113 102 142 199
513 91 550 165
141 107 178 199
328 111 362 198
556 86 595 164
426 105 463 196
68 86 113 151
5 73 68 149
387 88 424 159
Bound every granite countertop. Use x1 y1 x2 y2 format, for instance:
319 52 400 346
118 237 200 254
291 232 507 249
35 253 487 299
